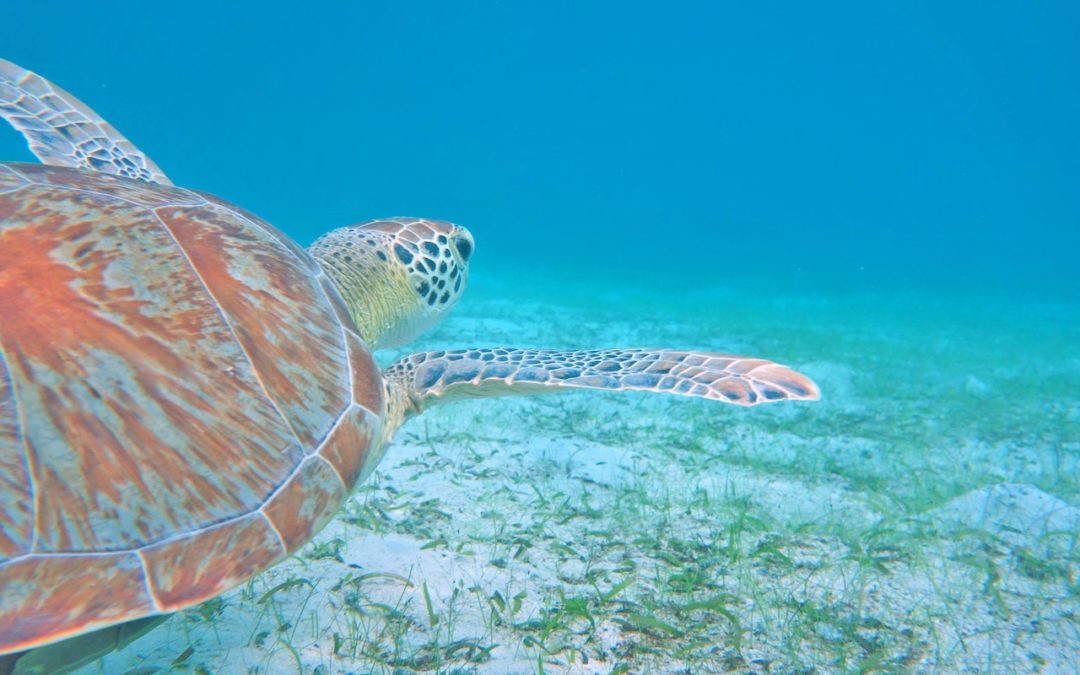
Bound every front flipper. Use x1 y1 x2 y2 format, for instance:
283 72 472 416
0 59 171 185
383 347 818 429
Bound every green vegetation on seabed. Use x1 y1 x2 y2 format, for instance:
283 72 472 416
80 279 1079 674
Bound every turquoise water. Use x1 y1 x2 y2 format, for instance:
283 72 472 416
3 2 1079 672
3 2 1078 298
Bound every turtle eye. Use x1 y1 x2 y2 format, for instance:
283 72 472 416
452 236 473 262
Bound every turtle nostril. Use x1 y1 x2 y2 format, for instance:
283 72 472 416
452 236 473 262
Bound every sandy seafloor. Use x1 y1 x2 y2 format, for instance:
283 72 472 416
74 274 1079 674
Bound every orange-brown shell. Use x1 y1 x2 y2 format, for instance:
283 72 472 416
0 163 385 654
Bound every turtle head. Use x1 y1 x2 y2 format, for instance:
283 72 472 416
310 218 473 350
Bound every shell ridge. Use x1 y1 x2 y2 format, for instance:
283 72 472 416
315 269 382 420
335 322 357 415
0 438 318 568
3 170 201 212
314 453 347 493
201 197 319 274
0 440 315 572
175 200 351 448
5 164 208 210
0 169 374 647
0 182 29 198
255 510 288 558
3 163 37 187
133 549 163 613
310 403 357 463
256 453 348 554
0 341 36 556
147 209 309 454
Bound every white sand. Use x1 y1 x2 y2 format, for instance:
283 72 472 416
72 289 1079 674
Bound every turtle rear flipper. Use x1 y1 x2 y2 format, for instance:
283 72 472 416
8 615 167 675
384 347 818 433
0 59 170 185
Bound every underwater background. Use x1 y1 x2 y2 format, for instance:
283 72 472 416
3 1 1079 672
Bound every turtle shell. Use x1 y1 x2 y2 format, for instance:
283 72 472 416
0 163 385 654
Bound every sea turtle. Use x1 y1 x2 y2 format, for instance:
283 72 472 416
0 59 819 673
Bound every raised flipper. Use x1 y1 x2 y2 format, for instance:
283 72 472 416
0 58 170 185
382 347 818 437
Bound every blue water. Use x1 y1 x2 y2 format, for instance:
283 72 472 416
3 3 1080 672
3 1 1078 298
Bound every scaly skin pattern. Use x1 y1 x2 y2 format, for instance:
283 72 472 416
380 347 820 442
0 163 383 656
0 59 170 185
310 218 472 349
